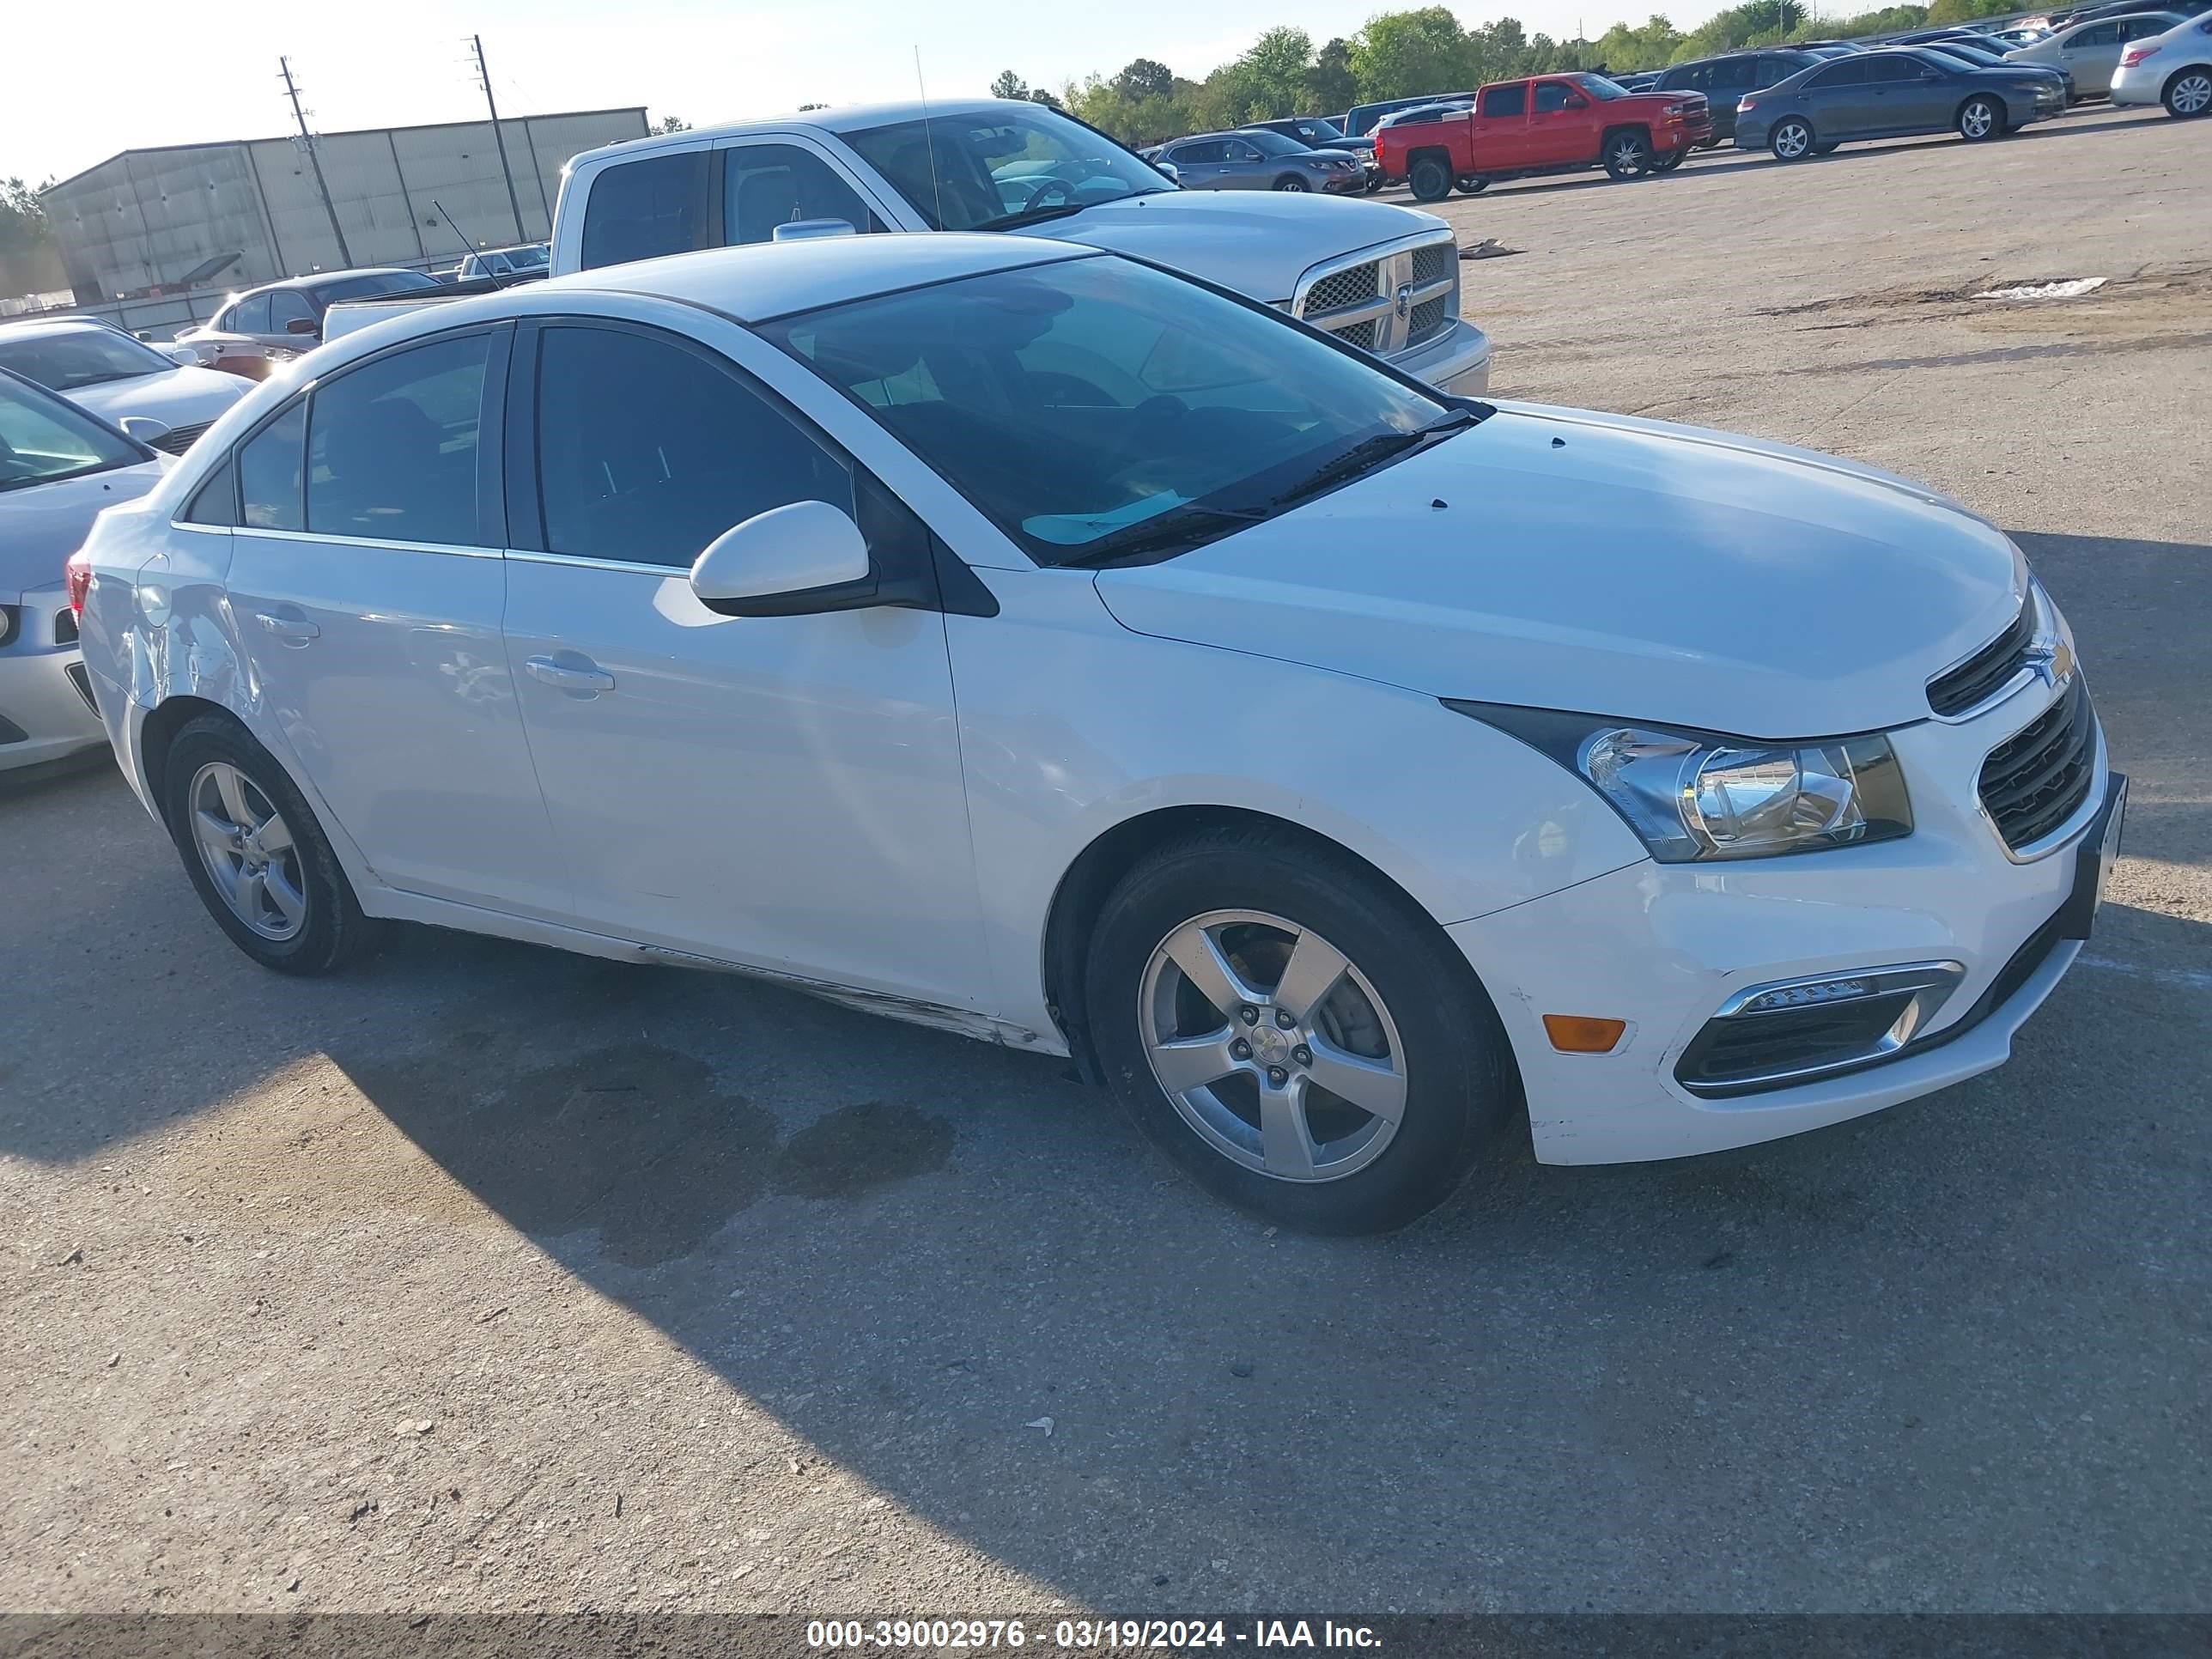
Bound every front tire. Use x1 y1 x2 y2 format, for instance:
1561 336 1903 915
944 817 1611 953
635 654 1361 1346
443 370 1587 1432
1455 175 1490 194
1273 173 1310 191
1648 146 1686 172
1408 156 1453 202
1601 129 1652 179
1958 94 2005 141
1769 117 1815 161
2166 68 2212 117
160 714 386 975
1084 825 1517 1234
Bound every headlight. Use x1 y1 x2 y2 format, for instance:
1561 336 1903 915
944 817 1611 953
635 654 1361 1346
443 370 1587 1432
1446 702 1914 862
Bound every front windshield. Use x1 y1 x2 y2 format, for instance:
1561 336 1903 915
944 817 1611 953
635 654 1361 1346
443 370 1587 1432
763 255 1455 566
1572 74 1630 100
842 106 1174 231
506 244 550 269
0 327 172 392
0 373 145 494
1301 118 1350 141
1243 128 1310 156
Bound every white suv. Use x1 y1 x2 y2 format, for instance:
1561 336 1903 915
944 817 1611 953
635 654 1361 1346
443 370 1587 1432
73 236 2118 1233
550 99 1491 395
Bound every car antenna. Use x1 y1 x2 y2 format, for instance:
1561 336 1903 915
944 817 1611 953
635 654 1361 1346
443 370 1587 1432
915 46 947 232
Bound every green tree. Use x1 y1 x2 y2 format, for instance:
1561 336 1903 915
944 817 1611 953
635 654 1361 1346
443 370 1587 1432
1351 7 1476 100
650 114 691 134
1112 58 1177 102
0 176 65 298
1308 38 1360 114
1237 26 1317 117
991 70 1030 100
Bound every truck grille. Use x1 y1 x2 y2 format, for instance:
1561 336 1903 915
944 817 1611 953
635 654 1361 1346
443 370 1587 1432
1295 234 1458 361
149 421 213 455
1929 602 2034 716
1979 677 2096 853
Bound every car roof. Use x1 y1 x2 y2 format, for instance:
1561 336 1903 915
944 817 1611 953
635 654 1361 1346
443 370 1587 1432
237 267 428 297
0 316 117 338
567 98 1063 176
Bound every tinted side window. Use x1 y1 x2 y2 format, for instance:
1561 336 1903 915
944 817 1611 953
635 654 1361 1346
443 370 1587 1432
1717 57 1763 88
238 402 306 531
1480 84 1528 117
579 151 714 271
2074 23 2119 45
724 143 876 245
1223 139 1260 161
1171 140 1224 163
1533 82 1576 111
535 325 853 569
234 295 273 334
305 331 491 545
2118 16 2166 39
268 290 314 330
182 457 239 526
1868 56 1923 82
1808 58 1870 87
1656 64 1692 89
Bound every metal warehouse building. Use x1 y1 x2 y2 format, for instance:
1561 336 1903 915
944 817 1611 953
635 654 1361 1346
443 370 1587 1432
44 107 649 305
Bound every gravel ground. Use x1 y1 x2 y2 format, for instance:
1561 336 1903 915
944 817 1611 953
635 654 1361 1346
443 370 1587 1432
3 103 2208 1617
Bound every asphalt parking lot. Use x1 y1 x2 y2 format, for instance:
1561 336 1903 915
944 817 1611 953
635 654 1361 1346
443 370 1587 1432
4 103 2208 1615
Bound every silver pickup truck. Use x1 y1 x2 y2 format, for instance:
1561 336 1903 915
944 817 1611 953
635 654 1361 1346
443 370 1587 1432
328 99 1492 393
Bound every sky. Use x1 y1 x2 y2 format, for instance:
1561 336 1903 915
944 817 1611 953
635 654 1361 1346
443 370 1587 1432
7 0 1667 188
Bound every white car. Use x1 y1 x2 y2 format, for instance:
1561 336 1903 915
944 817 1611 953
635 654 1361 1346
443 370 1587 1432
2006 10 2189 95
75 237 2120 1232
0 318 253 454
459 243 551 282
2108 11 2212 111
1 369 167 773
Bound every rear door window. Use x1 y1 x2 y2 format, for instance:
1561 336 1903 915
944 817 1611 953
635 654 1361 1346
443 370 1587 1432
1480 84 1528 118
233 295 273 335
305 331 492 545
579 150 714 271
238 402 306 531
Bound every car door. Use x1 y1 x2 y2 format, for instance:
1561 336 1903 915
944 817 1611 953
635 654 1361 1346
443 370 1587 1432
265 288 318 348
1167 138 1231 188
1864 54 1945 131
1476 82 1535 167
2057 21 2124 92
497 314 988 1007
1525 81 1591 165
1217 137 1268 187
216 323 573 918
1802 57 1875 135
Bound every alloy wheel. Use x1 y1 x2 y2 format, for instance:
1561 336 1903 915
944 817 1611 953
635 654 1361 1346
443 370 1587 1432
1773 120 1812 160
1138 909 1409 1183
188 761 308 941
2172 72 2212 115
1960 98 1997 138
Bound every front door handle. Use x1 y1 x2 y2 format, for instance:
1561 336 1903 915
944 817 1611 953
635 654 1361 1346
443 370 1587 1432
525 654 616 694
253 611 319 645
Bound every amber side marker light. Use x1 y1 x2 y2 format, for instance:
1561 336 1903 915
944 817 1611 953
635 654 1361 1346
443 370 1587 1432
1543 1015 1627 1054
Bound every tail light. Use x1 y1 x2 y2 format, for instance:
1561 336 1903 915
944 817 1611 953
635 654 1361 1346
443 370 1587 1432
1737 96 1759 112
2120 45 2159 66
65 548 92 617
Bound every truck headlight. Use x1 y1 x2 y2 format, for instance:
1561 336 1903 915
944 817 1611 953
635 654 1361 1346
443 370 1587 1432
1446 702 1914 861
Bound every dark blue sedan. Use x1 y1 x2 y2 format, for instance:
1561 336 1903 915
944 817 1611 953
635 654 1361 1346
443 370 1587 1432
1735 47 2062 159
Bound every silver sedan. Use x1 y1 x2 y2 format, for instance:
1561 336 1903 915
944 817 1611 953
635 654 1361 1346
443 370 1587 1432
2108 12 2212 113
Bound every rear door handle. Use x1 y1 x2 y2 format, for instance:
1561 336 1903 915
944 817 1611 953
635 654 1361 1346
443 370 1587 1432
525 654 616 694
253 611 319 645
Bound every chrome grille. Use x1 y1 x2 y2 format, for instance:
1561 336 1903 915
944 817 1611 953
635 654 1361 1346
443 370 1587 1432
149 421 212 455
1304 264 1381 314
1979 678 2096 853
1294 233 1459 361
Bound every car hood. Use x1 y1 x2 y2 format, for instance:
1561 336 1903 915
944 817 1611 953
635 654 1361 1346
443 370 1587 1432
66 366 252 429
1091 403 2027 740
0 457 168 601
1012 191 1449 305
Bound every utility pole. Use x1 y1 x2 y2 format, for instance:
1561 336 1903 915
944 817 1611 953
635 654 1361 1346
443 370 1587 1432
279 57 353 269
471 34 529 245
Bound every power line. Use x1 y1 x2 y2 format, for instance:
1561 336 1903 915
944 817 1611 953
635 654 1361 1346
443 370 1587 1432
470 33 529 244
278 57 354 269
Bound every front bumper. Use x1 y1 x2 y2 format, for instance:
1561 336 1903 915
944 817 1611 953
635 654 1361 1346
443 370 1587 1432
1391 316 1492 397
0 584 104 774
1449 676 2112 1164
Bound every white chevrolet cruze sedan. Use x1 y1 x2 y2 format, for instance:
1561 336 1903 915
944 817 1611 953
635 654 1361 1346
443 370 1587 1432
73 234 2122 1233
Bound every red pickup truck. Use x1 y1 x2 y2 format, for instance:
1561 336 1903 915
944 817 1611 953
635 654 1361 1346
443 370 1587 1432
1374 73 1713 199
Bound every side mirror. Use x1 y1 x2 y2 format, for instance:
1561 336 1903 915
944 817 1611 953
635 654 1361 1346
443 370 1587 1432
285 316 319 337
690 499 873 617
118 416 173 447
771 217 858 242
1153 161 1181 183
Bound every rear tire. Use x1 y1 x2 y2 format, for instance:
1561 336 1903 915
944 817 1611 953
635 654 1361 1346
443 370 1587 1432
160 714 386 975
1958 94 2006 140
2166 68 2212 117
1601 128 1652 179
1769 117 1815 161
1084 824 1518 1234
1408 156 1453 202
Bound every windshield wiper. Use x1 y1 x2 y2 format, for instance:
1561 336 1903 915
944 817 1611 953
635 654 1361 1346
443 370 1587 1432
972 201 1088 233
1050 502 1272 567
1263 409 1485 511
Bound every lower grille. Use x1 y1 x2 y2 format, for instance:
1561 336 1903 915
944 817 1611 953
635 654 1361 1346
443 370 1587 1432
1410 242 1455 287
1678 994 1918 1091
65 662 99 715
0 712 27 744
1979 678 2095 853
149 420 213 455
54 607 79 646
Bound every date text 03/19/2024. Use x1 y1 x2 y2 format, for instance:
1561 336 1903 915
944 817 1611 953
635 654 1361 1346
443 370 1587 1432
804 1619 1383 1649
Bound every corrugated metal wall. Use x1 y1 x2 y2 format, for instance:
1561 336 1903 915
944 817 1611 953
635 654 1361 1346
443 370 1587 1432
45 109 647 304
